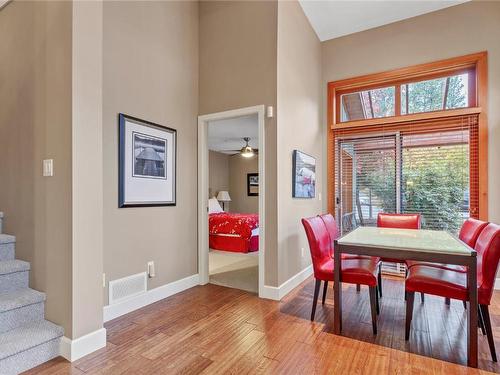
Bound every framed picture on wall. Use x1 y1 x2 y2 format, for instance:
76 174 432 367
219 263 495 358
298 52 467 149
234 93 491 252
247 173 259 196
118 113 177 207
292 150 316 198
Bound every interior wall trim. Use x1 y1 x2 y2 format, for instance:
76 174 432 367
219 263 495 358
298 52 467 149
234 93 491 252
103 274 200 323
261 265 313 300
60 328 107 362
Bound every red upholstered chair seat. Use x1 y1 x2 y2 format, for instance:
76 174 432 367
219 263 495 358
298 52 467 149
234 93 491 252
315 257 379 286
405 265 485 302
405 261 466 273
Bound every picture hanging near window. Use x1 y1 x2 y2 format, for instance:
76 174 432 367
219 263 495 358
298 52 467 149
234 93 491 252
247 173 259 196
119 113 176 207
292 150 316 198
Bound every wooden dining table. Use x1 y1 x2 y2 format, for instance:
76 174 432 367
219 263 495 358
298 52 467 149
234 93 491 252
333 226 478 367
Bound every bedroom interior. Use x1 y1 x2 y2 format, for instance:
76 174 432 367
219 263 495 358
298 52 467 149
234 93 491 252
207 114 260 293
0 0 500 373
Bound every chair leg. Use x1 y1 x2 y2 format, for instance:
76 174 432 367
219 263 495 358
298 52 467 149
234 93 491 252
445 297 451 305
375 285 380 315
322 281 328 305
420 292 425 303
377 264 383 298
368 286 378 335
311 279 321 321
478 305 487 336
356 284 360 292
480 304 497 362
404 268 407 301
463 300 467 310
405 291 415 341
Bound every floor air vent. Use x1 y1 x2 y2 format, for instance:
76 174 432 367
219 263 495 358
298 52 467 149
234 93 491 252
109 272 147 305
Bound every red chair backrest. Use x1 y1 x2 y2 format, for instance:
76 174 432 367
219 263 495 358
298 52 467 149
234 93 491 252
302 216 332 278
320 213 339 250
476 223 500 305
377 213 421 230
459 218 488 248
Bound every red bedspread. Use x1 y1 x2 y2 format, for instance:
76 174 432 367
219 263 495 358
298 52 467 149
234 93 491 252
209 212 259 240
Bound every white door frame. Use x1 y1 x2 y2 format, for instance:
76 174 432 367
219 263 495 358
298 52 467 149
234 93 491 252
198 105 266 297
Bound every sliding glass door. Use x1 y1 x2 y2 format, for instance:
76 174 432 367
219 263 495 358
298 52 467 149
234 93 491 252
336 130 470 235
337 135 397 234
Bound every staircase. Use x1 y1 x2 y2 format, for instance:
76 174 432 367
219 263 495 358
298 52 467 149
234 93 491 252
0 212 64 374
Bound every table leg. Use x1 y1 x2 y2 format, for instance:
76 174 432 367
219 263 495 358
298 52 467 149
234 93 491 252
334 243 342 334
467 256 478 367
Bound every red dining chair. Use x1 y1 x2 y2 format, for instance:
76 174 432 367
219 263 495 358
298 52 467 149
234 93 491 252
406 218 489 305
377 213 421 298
377 213 422 230
407 218 489 272
302 216 381 334
320 213 382 294
405 223 500 361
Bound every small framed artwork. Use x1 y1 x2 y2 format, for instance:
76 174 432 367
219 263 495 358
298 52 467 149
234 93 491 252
247 173 259 196
119 113 177 207
292 150 316 198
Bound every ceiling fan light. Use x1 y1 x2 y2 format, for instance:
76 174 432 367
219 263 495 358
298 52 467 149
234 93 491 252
240 145 254 158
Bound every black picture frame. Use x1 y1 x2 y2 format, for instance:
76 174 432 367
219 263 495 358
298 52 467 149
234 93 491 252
247 173 259 196
119 113 177 208
292 150 316 198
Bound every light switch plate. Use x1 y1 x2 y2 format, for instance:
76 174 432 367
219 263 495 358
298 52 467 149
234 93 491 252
43 159 53 177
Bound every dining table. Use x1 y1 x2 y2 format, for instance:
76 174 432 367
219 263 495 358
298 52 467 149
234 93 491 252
333 226 478 367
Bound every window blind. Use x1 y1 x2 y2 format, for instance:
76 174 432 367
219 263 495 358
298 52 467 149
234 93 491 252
333 114 479 274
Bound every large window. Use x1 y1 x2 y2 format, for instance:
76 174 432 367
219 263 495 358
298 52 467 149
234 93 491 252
401 73 469 115
328 53 488 236
336 125 473 236
339 70 475 123
341 86 395 121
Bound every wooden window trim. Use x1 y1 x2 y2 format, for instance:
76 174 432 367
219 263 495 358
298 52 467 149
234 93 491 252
327 52 488 220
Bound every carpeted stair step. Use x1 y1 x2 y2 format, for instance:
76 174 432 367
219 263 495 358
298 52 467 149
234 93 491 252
0 260 30 293
0 288 45 334
0 319 63 374
0 234 15 261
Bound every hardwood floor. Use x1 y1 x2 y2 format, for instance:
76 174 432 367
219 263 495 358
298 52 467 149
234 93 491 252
26 276 500 374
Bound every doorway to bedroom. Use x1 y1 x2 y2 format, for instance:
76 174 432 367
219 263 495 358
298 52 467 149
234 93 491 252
198 106 265 296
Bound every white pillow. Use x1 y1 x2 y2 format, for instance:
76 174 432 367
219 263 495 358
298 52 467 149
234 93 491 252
208 197 224 213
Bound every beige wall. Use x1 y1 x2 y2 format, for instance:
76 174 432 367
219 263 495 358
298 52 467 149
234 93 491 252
229 155 259 214
72 0 104 339
209 151 229 198
199 0 279 286
0 1 73 335
276 1 323 284
102 1 199 300
322 1 500 223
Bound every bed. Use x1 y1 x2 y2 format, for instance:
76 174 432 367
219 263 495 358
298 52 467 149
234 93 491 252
208 198 259 253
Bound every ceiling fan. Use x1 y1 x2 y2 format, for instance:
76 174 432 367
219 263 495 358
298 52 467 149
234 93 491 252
227 137 258 157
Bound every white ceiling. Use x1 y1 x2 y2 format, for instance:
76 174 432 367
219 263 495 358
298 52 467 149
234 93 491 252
208 114 258 155
299 0 469 42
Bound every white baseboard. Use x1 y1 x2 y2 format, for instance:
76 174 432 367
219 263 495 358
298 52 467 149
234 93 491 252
60 328 107 362
260 265 313 301
103 274 199 322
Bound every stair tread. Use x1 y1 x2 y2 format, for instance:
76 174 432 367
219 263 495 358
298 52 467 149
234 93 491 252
0 320 63 361
0 260 30 276
0 234 15 244
0 288 45 313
